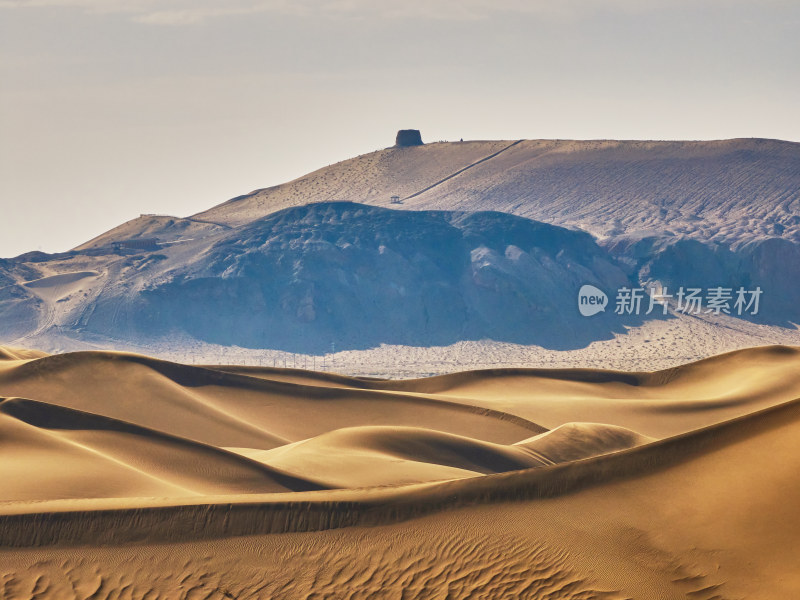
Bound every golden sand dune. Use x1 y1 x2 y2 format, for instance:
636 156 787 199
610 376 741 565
0 351 544 448
0 397 326 502
229 422 651 489
0 345 798 598
360 344 800 437
0 347 49 361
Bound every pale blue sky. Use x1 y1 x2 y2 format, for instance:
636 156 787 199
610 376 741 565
1 0 798 257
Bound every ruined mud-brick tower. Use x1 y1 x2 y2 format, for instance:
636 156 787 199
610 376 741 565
395 129 423 147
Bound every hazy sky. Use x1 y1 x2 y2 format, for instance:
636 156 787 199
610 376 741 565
1 1 798 257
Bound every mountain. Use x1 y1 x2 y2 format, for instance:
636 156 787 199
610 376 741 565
1 136 799 359
177 136 800 331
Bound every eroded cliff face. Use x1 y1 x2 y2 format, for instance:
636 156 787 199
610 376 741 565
3 193 798 352
111 202 632 352
2 199 796 353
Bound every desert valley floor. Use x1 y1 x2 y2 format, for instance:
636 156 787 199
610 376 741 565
0 344 798 598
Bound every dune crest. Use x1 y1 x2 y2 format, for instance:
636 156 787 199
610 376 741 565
0 347 48 362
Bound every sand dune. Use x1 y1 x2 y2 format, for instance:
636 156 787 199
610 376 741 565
229 422 649 488
0 397 326 502
72 215 229 251
0 350 544 448
355 345 800 437
513 422 654 463
0 347 48 361
0 345 798 598
22 271 99 290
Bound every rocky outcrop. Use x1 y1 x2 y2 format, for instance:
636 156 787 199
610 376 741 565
5 201 796 352
0 260 39 339
81 203 634 352
603 233 800 325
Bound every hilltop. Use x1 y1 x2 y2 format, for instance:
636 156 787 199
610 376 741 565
193 137 800 245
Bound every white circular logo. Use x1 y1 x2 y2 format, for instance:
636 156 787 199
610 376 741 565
578 284 608 316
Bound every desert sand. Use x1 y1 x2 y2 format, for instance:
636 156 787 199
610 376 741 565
193 138 800 244
0 344 798 598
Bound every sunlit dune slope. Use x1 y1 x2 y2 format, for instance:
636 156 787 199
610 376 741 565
0 347 49 361
336 344 800 437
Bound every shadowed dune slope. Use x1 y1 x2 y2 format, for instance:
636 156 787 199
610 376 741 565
0 397 327 501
